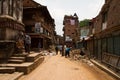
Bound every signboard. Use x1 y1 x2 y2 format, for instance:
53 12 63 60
81 28 89 37
35 22 41 33
65 36 72 41
40 27 43 33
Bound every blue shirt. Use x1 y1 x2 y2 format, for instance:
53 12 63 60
66 48 70 52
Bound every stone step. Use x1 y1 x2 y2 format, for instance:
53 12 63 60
6 56 44 74
9 57 25 60
0 67 15 73
13 53 28 57
0 72 24 80
26 53 41 62
8 59 24 64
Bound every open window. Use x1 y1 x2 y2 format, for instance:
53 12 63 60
102 12 108 30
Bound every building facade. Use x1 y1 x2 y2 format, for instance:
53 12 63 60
63 13 80 48
92 0 120 58
85 0 120 72
23 0 56 50
77 19 93 49
55 35 64 46
0 0 24 62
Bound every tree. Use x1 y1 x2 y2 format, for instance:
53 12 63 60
79 19 90 27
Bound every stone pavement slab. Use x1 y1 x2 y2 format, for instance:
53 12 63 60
0 72 23 80
0 67 15 73
90 59 120 80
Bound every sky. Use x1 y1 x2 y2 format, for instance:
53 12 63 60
34 0 105 36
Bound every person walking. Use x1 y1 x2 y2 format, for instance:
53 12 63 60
59 45 63 55
65 46 71 57
55 46 59 55
24 34 31 53
38 41 41 52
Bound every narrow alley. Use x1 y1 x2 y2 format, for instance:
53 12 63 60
0 0 120 80
19 54 117 80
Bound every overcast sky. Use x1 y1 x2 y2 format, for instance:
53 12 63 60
34 0 105 36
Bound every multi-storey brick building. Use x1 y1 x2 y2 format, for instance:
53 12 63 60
63 13 80 48
86 0 120 72
23 0 56 50
0 0 24 62
92 0 120 58
55 35 64 46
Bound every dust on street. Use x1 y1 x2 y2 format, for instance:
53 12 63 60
19 54 116 80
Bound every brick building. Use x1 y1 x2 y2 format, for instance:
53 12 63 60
77 19 93 49
23 0 56 50
0 0 24 62
86 0 120 72
63 13 80 48
55 35 64 46
92 0 120 58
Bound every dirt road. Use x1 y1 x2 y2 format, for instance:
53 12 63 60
19 55 117 80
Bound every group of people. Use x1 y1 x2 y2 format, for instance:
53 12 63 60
55 45 86 58
65 46 71 57
55 45 71 57
16 32 86 57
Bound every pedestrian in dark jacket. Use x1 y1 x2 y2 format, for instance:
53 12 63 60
80 50 85 56
24 34 31 53
55 46 58 55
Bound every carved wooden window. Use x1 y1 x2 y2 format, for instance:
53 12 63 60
102 12 108 23
102 12 108 30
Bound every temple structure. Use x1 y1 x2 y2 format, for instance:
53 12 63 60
0 0 24 62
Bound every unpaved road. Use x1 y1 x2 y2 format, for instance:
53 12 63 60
19 55 117 80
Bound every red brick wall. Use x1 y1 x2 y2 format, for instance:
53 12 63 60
64 16 79 38
94 15 102 33
107 0 120 28
94 0 120 34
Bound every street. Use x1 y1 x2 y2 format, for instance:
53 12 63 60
19 54 117 80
